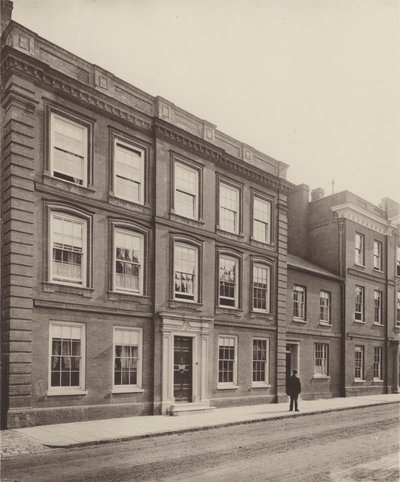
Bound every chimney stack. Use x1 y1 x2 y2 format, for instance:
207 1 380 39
1 0 13 36
311 187 324 202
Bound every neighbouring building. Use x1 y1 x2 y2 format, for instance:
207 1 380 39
288 185 400 397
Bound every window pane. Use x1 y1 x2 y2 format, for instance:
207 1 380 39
220 184 239 233
115 230 142 293
219 257 237 307
115 143 143 202
174 244 197 300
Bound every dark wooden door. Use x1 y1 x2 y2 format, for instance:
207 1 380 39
285 347 292 388
174 336 192 402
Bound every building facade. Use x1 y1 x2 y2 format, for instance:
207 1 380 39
0 4 293 428
1 1 398 429
288 185 400 398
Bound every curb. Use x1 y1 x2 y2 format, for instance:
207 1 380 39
42 400 400 449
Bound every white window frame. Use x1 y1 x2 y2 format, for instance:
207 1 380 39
113 228 144 295
293 285 306 321
373 240 383 271
218 255 239 309
373 347 383 382
355 233 365 266
217 335 238 388
319 291 331 324
50 112 88 187
112 327 143 393
252 263 270 313
219 182 240 234
174 161 199 220
49 212 87 287
354 345 364 381
173 242 198 303
313 343 329 378
252 196 271 244
47 321 86 396
373 290 383 325
354 286 365 322
252 338 270 387
113 138 145 205
397 291 400 326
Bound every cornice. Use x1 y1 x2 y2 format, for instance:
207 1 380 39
332 203 395 236
154 119 292 195
1 48 152 132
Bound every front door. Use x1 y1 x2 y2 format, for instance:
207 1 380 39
174 336 192 402
285 346 292 387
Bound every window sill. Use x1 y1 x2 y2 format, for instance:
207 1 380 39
353 319 365 324
43 282 94 298
216 307 242 316
249 238 273 249
169 212 204 227
42 173 95 194
319 321 332 327
372 322 384 327
108 193 149 213
47 389 88 397
354 263 366 269
112 387 144 394
312 375 330 380
373 379 384 383
251 383 271 389
292 318 307 324
373 268 384 274
249 311 273 320
354 379 365 383
215 227 244 241
217 384 238 390
108 291 149 304
169 299 202 310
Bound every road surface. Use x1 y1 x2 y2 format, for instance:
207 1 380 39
2 403 399 481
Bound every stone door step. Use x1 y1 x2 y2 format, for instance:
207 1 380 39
169 403 216 416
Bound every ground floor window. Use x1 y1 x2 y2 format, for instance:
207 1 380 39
49 322 85 393
218 336 237 386
354 346 364 381
252 338 269 385
314 343 329 377
373 347 382 381
113 327 142 390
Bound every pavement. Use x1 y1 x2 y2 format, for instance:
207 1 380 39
1 393 399 460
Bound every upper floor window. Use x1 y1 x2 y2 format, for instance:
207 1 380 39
252 338 269 386
114 229 144 294
174 242 198 302
49 322 85 395
50 212 87 286
355 286 364 321
293 285 306 320
397 291 400 325
319 291 331 323
174 162 199 219
50 113 88 186
219 255 239 308
252 264 270 312
253 197 271 244
218 335 237 386
354 345 364 381
219 182 240 234
114 139 145 204
396 247 400 277
373 240 383 271
314 343 329 377
113 327 142 391
355 233 365 266
373 290 383 325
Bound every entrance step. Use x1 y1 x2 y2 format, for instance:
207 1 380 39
169 402 216 416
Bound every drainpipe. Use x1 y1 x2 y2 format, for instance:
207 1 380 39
384 232 390 394
338 217 346 397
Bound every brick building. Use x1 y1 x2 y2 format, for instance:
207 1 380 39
288 185 400 397
1 1 398 430
0 2 293 428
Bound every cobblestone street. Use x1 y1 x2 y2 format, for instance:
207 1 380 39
1 430 53 460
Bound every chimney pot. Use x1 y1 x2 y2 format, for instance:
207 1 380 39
311 187 324 202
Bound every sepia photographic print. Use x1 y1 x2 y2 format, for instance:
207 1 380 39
1 0 399 480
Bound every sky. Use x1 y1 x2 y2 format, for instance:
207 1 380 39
12 0 400 206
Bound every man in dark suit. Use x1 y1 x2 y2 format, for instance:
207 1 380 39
286 369 301 412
